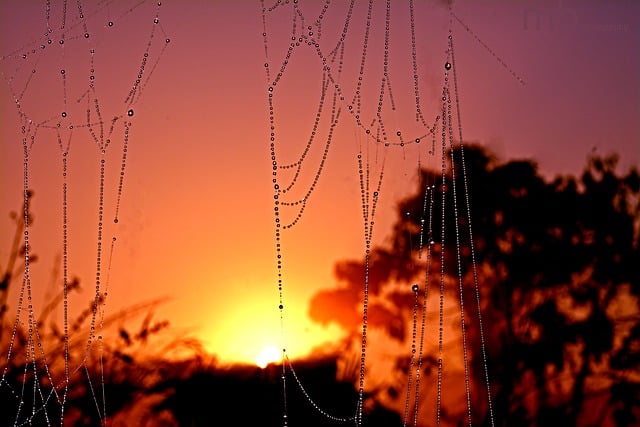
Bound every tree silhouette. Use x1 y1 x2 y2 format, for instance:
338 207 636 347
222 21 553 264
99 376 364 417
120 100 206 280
309 144 640 426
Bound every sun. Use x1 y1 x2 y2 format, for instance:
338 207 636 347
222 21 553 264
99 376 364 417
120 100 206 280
256 345 281 368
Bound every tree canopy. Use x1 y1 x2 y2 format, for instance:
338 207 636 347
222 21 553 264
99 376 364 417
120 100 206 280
309 144 640 426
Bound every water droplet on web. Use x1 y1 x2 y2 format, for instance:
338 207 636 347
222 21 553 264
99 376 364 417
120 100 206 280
127 109 134 117
108 21 113 27
61 112 67 118
84 33 89 38
113 218 118 224
165 38 170 44
412 284 419 292
154 18 159 24
445 62 452 70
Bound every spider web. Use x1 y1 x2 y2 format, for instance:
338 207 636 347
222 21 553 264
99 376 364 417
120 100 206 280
0 1 170 425
0 1 526 425
260 1 524 425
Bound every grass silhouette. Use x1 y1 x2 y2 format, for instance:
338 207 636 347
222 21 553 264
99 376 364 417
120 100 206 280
0 194 401 426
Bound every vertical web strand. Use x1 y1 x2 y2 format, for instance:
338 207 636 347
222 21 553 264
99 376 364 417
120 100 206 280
449 25 496 427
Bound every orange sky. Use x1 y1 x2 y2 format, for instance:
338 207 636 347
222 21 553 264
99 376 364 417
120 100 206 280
1 0 638 366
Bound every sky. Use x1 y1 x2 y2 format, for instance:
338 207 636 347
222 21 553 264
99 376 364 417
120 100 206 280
0 0 638 366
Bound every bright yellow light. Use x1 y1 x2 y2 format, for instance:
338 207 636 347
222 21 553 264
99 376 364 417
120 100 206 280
200 292 347 365
256 345 281 368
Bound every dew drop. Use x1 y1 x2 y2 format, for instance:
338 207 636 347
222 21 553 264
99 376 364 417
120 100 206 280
61 112 67 118
113 218 118 224
165 38 170 44
108 21 113 27
412 284 419 293
127 109 134 117
60 69 65 74
445 62 452 70
84 33 89 38
154 18 159 24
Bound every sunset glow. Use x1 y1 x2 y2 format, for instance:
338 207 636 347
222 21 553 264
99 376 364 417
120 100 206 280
199 296 345 364
0 1 638 425
1 0 638 370
256 345 280 369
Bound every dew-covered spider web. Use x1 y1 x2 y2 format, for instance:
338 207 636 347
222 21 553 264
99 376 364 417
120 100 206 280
0 0 529 425
0 1 170 425
261 1 523 426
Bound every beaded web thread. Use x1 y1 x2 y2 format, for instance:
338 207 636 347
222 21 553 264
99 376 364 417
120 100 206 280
261 1 522 426
0 2 170 425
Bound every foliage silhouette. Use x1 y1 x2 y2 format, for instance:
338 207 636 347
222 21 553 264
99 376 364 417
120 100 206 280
309 144 640 426
0 193 192 426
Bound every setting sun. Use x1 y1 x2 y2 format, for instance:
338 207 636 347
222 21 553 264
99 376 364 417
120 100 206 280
200 294 346 365
256 345 281 368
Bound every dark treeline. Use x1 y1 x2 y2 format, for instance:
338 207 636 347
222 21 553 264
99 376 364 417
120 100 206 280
310 144 640 426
